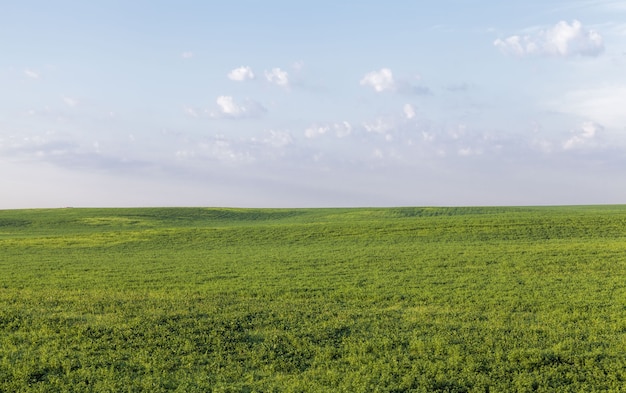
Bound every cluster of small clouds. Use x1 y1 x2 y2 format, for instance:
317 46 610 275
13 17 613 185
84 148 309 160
227 65 289 87
213 65 429 124
10 5 626 209
296 98 613 166
563 121 603 150
192 65 291 121
184 96 266 119
2 103 613 181
21 17 613 173
193 64 431 126
304 122 353 139
264 68 289 87
362 117 396 136
180 72 614 166
494 20 604 58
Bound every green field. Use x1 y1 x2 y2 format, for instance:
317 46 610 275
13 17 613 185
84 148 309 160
1 206 626 392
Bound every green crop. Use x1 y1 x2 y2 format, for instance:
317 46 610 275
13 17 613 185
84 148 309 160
1 206 625 392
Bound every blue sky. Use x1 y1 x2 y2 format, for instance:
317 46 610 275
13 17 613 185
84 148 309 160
2 0 626 208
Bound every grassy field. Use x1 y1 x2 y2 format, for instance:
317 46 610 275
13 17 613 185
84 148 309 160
1 206 626 392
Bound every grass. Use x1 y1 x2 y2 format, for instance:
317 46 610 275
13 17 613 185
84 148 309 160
1 206 626 392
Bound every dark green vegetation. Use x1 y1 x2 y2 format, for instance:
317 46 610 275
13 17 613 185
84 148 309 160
1 206 626 392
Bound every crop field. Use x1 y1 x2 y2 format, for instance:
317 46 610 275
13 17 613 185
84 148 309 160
1 206 626 392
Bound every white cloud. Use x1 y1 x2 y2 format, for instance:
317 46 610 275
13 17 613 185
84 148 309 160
580 121 600 138
181 51 194 59
304 122 352 139
494 35 529 57
217 96 240 115
228 66 255 81
304 125 329 139
265 68 289 87
360 68 395 92
403 104 416 119
360 69 431 95
563 121 603 150
495 20 604 57
24 69 40 79
210 96 266 119
216 96 244 116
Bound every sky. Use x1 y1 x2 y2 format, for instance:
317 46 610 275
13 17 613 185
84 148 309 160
2 0 626 208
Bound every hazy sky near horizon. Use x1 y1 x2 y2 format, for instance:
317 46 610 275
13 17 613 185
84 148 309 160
2 0 626 208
